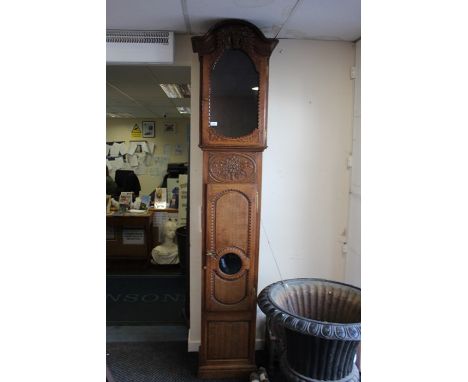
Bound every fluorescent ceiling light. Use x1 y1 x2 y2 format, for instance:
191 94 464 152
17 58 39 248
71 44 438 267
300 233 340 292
160 84 191 98
106 112 134 118
118 113 136 118
252 86 259 91
176 106 191 114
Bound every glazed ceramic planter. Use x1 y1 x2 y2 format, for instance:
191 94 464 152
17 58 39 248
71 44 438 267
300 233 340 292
258 278 361 382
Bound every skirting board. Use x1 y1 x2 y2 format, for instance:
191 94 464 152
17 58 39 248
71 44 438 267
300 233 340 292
187 335 264 352
187 337 199 352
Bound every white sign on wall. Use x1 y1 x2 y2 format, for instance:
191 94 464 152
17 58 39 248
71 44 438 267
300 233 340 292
178 174 188 228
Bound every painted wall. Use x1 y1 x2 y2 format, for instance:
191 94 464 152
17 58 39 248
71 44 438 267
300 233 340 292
256 39 355 342
188 42 203 352
345 40 361 287
106 117 189 194
188 38 356 350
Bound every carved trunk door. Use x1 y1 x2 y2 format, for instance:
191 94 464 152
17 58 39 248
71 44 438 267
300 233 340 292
205 183 258 312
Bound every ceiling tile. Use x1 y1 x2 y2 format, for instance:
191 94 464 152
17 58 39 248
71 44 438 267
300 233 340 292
187 0 298 37
107 0 361 41
107 66 164 101
107 0 187 31
169 98 191 107
106 83 129 103
107 64 192 118
147 106 181 117
107 104 154 117
278 0 361 41
107 0 360 41
147 66 191 84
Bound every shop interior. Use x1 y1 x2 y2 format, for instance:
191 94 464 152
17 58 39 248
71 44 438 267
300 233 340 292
106 64 190 332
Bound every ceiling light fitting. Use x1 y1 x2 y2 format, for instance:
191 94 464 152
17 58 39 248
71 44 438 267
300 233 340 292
160 84 191 98
176 106 191 114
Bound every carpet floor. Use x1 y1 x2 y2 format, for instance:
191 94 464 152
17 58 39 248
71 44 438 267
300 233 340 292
107 275 186 325
107 341 252 382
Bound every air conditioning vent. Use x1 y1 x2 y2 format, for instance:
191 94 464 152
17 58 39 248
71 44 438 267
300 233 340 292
106 30 170 44
106 30 174 64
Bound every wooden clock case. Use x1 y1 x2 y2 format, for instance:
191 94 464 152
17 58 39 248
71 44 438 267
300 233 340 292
192 19 278 379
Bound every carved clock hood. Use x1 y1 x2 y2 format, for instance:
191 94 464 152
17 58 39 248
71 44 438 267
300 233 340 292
192 19 278 379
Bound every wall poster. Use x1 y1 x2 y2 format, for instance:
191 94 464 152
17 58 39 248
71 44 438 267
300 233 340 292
142 121 155 138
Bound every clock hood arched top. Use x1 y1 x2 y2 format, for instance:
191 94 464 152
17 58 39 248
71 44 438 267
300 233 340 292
191 19 278 58
192 19 278 151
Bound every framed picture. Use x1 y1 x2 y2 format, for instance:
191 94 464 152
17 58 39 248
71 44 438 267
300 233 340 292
163 122 176 134
154 188 167 209
142 121 155 138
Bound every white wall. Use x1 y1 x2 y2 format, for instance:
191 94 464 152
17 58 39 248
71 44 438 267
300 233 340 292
188 38 356 350
255 39 355 341
345 40 361 287
188 44 203 351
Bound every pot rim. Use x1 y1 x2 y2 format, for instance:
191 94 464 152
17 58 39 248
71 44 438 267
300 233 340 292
258 278 361 341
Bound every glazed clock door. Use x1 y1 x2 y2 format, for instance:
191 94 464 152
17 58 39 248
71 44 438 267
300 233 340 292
204 183 258 313
202 47 266 149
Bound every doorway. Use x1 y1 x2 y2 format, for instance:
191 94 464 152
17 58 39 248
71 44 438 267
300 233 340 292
106 64 191 335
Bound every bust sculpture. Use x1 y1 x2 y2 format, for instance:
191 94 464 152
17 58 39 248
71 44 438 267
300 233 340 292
151 219 179 265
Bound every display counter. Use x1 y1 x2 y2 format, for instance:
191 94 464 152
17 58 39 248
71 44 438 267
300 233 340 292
148 207 178 213
106 211 154 262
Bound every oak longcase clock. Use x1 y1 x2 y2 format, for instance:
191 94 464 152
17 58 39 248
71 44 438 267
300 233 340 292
192 19 278 379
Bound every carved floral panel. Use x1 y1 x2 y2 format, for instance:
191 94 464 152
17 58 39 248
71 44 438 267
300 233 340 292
208 153 256 183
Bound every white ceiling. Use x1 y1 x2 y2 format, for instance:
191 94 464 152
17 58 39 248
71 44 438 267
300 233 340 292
107 65 191 119
107 0 361 41
106 0 360 118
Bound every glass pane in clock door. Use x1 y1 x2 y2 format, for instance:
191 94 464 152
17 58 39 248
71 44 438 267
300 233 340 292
210 49 259 138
